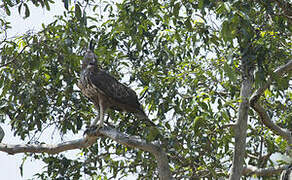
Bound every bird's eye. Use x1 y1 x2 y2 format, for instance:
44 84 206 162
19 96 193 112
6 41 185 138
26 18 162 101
89 60 95 65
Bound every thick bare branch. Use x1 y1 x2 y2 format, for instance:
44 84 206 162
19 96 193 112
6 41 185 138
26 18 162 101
250 60 292 143
251 102 292 141
88 126 172 180
243 165 289 177
0 137 97 154
0 125 172 180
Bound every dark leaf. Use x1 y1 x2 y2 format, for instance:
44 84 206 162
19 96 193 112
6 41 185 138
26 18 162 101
24 3 30 18
64 0 69 10
75 4 82 19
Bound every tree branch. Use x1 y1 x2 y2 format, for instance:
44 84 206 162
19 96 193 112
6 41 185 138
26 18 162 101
251 60 292 102
86 126 172 180
0 134 97 155
0 125 172 180
250 60 292 144
274 0 292 23
251 102 291 141
243 165 289 177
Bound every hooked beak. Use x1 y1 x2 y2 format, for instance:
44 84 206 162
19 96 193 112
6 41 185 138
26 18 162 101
87 61 96 68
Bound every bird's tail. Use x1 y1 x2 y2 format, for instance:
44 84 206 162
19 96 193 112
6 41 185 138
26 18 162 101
135 110 156 127
135 110 161 141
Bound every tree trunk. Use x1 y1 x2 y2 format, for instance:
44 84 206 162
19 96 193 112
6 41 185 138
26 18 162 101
229 61 254 179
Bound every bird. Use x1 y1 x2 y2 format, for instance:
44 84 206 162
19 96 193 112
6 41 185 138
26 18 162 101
77 41 154 130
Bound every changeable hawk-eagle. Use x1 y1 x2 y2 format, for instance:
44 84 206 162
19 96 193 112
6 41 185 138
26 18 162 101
77 46 153 129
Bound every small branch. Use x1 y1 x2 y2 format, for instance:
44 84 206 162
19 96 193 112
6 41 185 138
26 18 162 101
221 123 236 129
0 45 29 68
251 60 292 103
243 165 289 177
0 125 172 180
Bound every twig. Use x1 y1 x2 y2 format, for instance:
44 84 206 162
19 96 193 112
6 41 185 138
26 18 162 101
0 45 29 68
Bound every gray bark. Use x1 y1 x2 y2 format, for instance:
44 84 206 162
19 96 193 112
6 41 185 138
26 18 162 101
0 125 172 180
243 165 290 176
250 60 292 149
229 61 254 180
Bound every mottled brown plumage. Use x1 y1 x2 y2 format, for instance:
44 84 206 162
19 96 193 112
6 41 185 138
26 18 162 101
78 49 151 128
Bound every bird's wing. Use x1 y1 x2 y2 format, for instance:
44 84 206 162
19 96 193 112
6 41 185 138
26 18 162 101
89 70 141 108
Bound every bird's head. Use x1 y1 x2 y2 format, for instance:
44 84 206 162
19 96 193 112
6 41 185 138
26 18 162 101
82 50 98 70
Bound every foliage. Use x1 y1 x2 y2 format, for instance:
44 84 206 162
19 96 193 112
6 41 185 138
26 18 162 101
0 0 291 179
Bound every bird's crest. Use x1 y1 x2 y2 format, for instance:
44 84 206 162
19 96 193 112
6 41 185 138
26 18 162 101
89 39 96 51
84 39 97 60
82 39 98 70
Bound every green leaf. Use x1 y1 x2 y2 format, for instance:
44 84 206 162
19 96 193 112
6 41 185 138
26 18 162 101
24 3 30 18
222 21 233 42
0 78 10 98
264 89 272 98
64 0 69 10
193 116 205 132
20 156 27 177
185 18 193 31
44 0 50 11
18 3 22 15
198 101 208 111
223 62 237 83
81 10 87 27
75 4 82 19
173 3 180 17
198 0 205 9
276 77 289 90
4 3 11 16
222 111 229 121
5 0 13 6
254 70 265 88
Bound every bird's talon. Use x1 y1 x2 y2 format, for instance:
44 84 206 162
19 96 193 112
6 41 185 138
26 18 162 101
84 125 97 136
84 124 104 136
